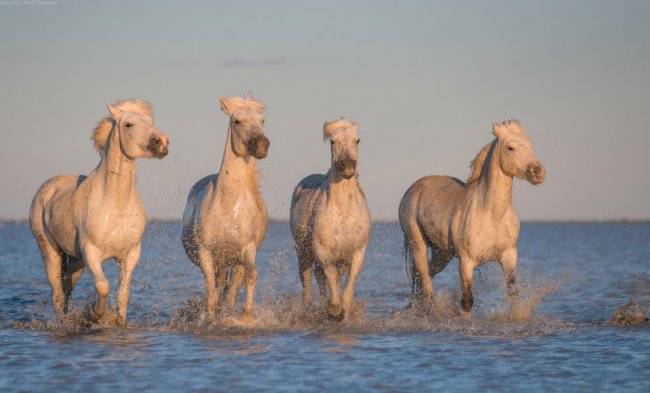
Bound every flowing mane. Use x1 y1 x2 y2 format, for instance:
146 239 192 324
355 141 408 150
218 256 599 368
323 118 357 141
219 95 265 115
467 141 494 185
92 99 153 153
466 119 525 184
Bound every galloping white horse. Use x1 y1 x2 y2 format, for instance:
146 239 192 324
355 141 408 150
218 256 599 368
182 95 269 321
290 118 371 321
30 100 169 325
399 120 545 314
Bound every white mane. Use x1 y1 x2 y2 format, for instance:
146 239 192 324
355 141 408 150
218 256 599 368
322 118 358 141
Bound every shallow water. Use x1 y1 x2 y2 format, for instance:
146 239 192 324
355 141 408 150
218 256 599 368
1 222 648 392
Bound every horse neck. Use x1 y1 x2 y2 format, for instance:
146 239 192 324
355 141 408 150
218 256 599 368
93 126 137 208
475 141 513 219
325 168 360 205
215 126 257 197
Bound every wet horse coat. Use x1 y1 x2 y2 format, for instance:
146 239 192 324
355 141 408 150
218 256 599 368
182 95 269 321
29 99 169 325
399 120 545 313
290 118 371 320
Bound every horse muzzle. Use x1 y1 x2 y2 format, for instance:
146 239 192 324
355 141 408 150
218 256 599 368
526 162 545 185
248 134 270 159
337 158 357 179
148 135 169 159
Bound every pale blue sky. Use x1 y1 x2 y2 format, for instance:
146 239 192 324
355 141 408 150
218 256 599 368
1 0 649 221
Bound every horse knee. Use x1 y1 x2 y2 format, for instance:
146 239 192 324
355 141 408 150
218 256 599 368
95 280 110 298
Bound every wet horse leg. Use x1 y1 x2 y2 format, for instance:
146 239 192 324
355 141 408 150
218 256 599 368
499 247 519 304
297 248 314 306
429 245 453 278
224 265 245 309
38 240 66 319
83 244 110 322
116 244 141 326
410 238 433 303
341 246 367 318
321 262 344 321
241 244 259 321
314 263 328 300
197 246 219 320
62 255 84 313
458 257 475 314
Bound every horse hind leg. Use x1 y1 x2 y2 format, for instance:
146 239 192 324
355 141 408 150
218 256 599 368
224 265 245 309
37 241 66 319
62 255 84 313
406 234 433 304
314 262 328 301
429 245 453 278
297 248 314 306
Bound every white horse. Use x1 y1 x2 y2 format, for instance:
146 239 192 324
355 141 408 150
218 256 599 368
290 118 371 321
29 99 169 325
399 120 545 314
182 95 269 321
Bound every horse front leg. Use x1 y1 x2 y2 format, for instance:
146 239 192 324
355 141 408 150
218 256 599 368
240 244 259 322
197 246 219 321
499 247 522 318
341 245 367 320
116 244 141 327
83 244 110 322
458 257 475 315
320 261 344 321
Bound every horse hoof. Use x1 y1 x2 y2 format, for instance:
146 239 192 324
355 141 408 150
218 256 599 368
458 309 473 320
85 303 101 324
327 304 345 321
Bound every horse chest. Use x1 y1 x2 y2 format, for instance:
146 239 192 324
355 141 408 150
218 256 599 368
200 194 261 250
312 195 370 256
82 206 146 256
456 215 519 262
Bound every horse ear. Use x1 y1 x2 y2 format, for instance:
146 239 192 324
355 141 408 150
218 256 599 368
492 122 508 139
107 104 122 120
219 97 233 115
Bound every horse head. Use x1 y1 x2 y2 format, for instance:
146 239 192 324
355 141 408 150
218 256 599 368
94 99 169 159
323 118 360 179
220 95 269 159
492 120 545 185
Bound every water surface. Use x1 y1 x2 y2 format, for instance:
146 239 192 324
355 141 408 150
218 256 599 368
1 222 648 392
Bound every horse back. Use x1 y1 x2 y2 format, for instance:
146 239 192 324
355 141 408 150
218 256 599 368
181 174 216 246
29 175 87 255
290 173 326 243
401 175 466 251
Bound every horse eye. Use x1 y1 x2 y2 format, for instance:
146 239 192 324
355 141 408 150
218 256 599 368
234 119 241 125
508 146 515 151
330 140 334 145
125 122 133 128
356 139 360 144
261 119 265 125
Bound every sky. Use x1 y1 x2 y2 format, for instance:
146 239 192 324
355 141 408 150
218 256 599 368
1 0 649 221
